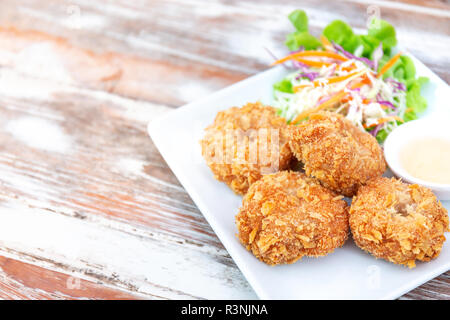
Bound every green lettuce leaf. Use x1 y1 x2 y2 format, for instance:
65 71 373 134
377 53 429 122
285 31 322 50
288 9 309 32
323 20 360 53
361 35 381 58
285 9 321 51
273 78 294 93
376 129 389 144
406 77 429 116
368 18 397 50
381 55 416 81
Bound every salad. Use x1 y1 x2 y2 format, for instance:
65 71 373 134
272 10 429 143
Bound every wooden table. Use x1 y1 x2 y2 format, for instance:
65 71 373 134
0 0 448 300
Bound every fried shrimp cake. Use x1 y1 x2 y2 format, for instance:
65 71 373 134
350 177 449 268
288 112 386 197
201 102 293 195
236 171 349 265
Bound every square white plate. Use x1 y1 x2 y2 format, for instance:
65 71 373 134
148 54 450 299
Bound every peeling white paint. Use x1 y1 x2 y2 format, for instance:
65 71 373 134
14 43 73 84
61 11 107 30
5 117 72 154
115 157 186 193
71 0 147 19
0 168 56 201
0 69 58 100
177 82 214 103
0 201 256 299
116 158 145 176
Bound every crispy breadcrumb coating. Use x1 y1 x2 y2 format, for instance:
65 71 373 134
201 102 293 195
288 112 386 197
236 171 349 265
350 177 449 268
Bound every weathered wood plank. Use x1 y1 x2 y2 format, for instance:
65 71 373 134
0 201 256 299
401 273 450 300
0 0 448 94
0 66 256 299
0 255 142 299
0 73 218 247
0 26 246 107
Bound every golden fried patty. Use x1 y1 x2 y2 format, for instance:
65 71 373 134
288 112 386 197
200 102 293 195
350 177 449 268
236 171 349 265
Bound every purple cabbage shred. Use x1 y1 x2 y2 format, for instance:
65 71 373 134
378 100 397 110
295 72 320 81
385 78 406 91
370 123 384 137
332 42 375 69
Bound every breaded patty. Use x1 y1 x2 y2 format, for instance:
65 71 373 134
350 177 449 268
236 171 349 265
200 102 293 195
288 112 386 197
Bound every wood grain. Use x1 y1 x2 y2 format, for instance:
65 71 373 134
0 255 141 299
0 0 448 300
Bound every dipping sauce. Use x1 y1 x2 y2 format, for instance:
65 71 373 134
400 138 450 184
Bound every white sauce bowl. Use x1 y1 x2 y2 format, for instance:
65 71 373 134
384 118 450 200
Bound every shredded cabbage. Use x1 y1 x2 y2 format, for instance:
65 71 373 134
273 10 429 143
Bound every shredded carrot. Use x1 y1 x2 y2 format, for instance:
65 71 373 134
349 74 371 87
294 71 361 92
320 35 333 51
300 51 348 61
361 74 372 85
291 91 348 124
341 96 353 103
293 84 309 92
341 97 375 104
271 50 348 66
349 81 364 89
344 75 371 91
338 64 356 72
294 58 333 68
325 72 361 85
377 53 402 78
364 116 404 129
291 76 374 123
